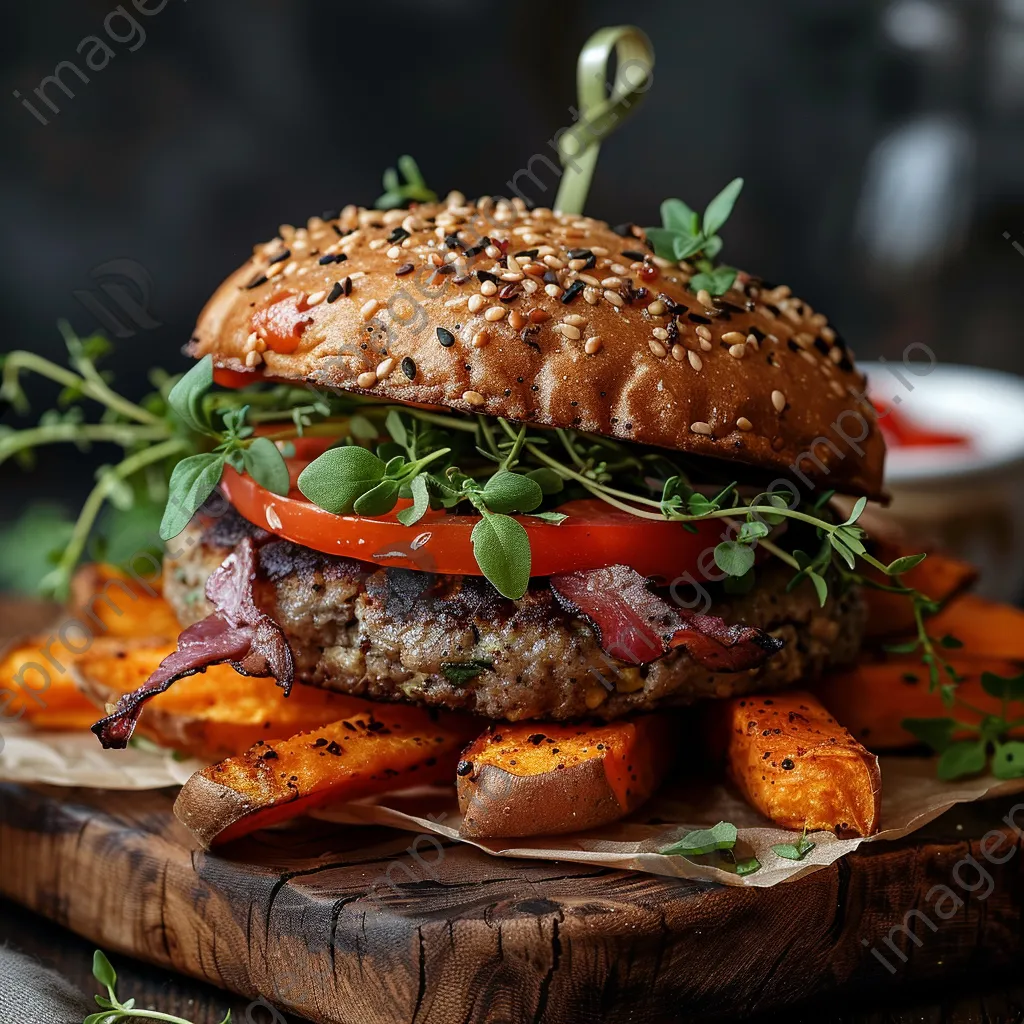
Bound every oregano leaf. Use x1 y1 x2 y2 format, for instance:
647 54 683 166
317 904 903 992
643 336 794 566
397 474 431 526
160 453 225 540
470 513 531 599
297 446 385 514
242 436 290 496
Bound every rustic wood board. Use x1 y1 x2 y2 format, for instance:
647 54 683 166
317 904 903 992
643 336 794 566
2 783 1023 1024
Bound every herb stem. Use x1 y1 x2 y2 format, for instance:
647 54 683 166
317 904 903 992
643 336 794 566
0 422 170 466
43 437 188 597
757 537 800 571
2 350 162 426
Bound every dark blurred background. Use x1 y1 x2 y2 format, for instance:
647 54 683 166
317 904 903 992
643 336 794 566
3 0 1024 534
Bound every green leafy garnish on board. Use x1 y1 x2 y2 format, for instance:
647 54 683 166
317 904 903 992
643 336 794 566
86 949 230 1024
645 178 744 296
772 824 816 861
660 820 761 876
375 155 438 210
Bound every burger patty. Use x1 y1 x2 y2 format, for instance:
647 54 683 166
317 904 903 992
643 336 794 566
162 510 866 722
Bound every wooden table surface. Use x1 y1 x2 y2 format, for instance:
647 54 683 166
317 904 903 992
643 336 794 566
4 896 1024 1024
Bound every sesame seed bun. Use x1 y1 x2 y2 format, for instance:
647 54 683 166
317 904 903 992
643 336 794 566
190 194 885 497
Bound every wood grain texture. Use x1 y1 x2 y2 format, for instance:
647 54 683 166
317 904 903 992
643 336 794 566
2 783 1024 1024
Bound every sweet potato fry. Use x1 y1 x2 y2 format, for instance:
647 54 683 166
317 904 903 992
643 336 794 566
174 706 480 848
70 563 180 640
715 691 881 837
73 640 370 760
864 544 978 640
816 654 1024 750
0 635 121 726
925 595 1024 662
457 715 675 838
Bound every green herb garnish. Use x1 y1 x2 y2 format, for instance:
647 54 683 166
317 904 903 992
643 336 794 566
660 820 761 876
375 155 437 210
441 660 494 686
772 824 816 861
902 669 1024 780
86 949 230 1024
645 178 744 296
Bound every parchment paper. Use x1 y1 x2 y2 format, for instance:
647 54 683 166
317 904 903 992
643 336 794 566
3 722 1021 887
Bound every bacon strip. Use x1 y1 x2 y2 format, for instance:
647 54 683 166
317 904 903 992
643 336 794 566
550 565 783 671
92 537 294 749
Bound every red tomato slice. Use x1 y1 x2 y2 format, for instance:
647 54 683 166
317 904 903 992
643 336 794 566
219 456 723 583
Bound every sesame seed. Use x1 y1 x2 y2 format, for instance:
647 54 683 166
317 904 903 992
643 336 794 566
245 273 268 290
369 238 387 251
357 371 378 388
729 344 746 359
508 310 526 331
699 338 713 352
386 245 402 260
462 390 486 407
568 259 588 271
772 389 787 412
555 323 581 340
480 280 498 297
376 357 395 379
722 331 746 344
468 294 486 313
690 421 713 435
688 350 703 372
343 276 353 295
746 333 759 348
360 299 380 320
401 357 417 379
821 325 836 342
484 306 506 322
245 331 258 351
695 325 712 342
529 308 550 324
649 339 667 358
245 350 262 367
561 280 585 304
584 337 603 355
522 278 540 294
600 276 622 288
583 287 600 305
652 327 669 341
564 314 586 328
736 417 753 431
647 300 666 316
696 288 714 308
543 255 566 269
437 326 456 347
472 329 490 348
306 290 326 307
545 283 563 299
609 262 629 276
829 347 843 364
603 289 624 307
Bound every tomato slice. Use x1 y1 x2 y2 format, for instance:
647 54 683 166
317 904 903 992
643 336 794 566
219 455 723 583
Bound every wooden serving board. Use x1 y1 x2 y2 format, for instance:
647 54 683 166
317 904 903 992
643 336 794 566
2 783 1023 1024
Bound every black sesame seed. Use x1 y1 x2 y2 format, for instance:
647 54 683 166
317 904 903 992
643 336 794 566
561 280 585 304
435 263 455 275
814 337 831 356
244 273 268 290
436 327 456 348
388 226 410 244
621 250 647 261
476 270 500 285
749 326 767 342
613 223 637 237
787 339 801 354
343 276 352 296
543 269 559 285
462 243 486 259
268 249 290 265
444 233 461 249
688 313 712 325
515 248 539 259
567 247 592 260
326 281 344 303
456 760 473 777
395 262 414 276
401 357 416 379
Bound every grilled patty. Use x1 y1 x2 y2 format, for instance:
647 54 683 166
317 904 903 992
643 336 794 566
163 510 866 722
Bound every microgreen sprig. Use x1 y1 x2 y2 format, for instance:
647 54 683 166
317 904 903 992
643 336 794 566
374 155 438 210
86 949 230 1024
660 820 761 876
645 178 744 296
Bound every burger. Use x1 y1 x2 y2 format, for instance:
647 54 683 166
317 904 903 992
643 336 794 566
76 186 890 839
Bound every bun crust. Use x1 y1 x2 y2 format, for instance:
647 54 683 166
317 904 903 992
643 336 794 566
190 196 885 496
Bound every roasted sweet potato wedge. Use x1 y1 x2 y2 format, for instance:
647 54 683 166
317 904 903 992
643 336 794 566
817 653 1024 750
73 640 368 760
70 563 180 639
457 715 676 838
714 691 881 838
174 706 480 848
863 544 978 640
924 595 1024 662
0 635 126 726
